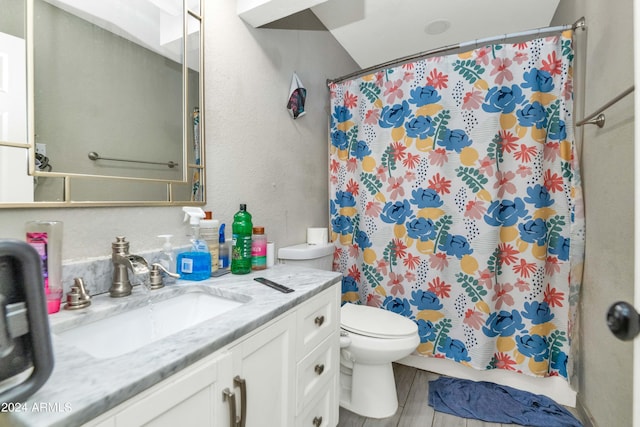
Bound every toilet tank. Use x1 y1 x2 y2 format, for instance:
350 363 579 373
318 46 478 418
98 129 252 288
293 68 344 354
277 243 334 271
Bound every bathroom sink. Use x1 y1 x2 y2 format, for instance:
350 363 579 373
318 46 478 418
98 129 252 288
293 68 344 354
55 291 245 359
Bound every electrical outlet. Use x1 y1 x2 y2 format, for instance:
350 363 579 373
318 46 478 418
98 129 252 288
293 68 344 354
35 143 46 156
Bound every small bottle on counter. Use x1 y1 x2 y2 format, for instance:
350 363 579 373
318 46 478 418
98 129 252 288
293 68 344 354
218 223 230 269
231 204 252 274
200 211 219 274
251 226 267 271
25 220 63 292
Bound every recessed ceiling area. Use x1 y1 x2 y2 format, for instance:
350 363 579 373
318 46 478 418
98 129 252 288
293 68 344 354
238 0 561 70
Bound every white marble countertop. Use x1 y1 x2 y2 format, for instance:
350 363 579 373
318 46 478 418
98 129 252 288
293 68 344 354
1 265 342 427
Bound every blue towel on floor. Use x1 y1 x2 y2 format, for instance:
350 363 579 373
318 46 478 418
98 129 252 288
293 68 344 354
428 377 582 427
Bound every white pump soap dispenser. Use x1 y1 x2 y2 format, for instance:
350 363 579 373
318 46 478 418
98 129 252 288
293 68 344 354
177 207 212 281
155 234 177 285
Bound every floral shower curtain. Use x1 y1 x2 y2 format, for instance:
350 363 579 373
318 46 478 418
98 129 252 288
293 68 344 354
328 31 584 380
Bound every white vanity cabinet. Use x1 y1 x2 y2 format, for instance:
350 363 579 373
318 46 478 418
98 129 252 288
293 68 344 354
83 284 340 427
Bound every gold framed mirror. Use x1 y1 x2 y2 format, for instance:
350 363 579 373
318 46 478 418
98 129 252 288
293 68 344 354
0 0 205 207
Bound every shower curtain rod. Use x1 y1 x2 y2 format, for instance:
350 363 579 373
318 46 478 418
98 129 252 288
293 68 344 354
328 17 586 84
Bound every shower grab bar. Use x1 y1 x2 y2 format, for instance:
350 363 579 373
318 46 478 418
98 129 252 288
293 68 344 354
576 85 635 128
88 152 178 168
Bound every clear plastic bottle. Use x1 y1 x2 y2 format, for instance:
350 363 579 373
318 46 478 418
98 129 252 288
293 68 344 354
155 234 176 285
177 207 211 281
251 226 267 271
200 211 219 274
231 204 253 274
25 220 63 292
218 223 230 269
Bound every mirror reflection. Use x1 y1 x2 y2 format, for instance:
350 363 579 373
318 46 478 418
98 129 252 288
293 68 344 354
0 0 204 206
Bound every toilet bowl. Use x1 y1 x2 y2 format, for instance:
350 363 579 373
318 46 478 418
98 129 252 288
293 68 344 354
278 243 420 419
339 303 419 418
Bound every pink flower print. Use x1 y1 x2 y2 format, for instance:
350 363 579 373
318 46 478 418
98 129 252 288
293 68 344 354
346 158 358 173
475 47 492 66
330 175 338 185
477 269 494 289
429 253 448 271
544 141 560 162
545 256 561 276
348 245 360 258
388 272 405 296
365 201 382 217
514 279 530 292
462 89 484 110
463 309 485 330
384 79 404 103
490 58 513 85
374 72 385 87
429 148 448 166
402 62 415 71
365 109 380 125
516 164 532 178
376 258 390 276
562 79 573 101
387 176 405 200
367 293 383 307
405 271 416 282
478 156 495 177
493 283 515 309
464 200 486 220
330 159 340 174
375 166 388 183
513 51 529 65
403 71 414 82
404 170 416 182
494 171 517 198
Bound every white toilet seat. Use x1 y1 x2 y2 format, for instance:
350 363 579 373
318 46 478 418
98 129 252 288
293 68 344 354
341 303 417 339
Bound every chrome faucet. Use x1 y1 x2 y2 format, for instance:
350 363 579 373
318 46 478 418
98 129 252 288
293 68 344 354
110 236 150 297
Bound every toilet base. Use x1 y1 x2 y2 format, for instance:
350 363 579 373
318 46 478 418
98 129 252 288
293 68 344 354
339 361 398 419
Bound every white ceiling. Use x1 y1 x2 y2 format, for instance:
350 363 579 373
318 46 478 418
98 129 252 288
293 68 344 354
310 0 561 69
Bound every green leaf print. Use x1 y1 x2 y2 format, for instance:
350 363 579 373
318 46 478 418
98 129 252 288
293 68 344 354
488 132 505 172
361 172 383 196
562 39 574 62
432 215 453 254
432 110 451 149
546 215 566 249
561 161 573 180
452 59 485 84
549 330 567 364
456 166 489 193
432 318 453 355
381 144 397 178
346 126 359 160
487 247 502 284
382 239 398 272
363 264 384 287
456 272 487 302
546 100 562 140
359 81 381 104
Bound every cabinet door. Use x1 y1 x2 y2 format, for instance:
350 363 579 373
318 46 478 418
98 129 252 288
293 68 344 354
231 313 295 427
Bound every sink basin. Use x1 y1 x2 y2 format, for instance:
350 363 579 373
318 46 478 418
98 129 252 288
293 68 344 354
55 291 245 359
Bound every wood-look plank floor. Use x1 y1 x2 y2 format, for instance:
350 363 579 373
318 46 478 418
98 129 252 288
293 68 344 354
337 364 580 427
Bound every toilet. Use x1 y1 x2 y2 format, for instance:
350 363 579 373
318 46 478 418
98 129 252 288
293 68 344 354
278 243 420 419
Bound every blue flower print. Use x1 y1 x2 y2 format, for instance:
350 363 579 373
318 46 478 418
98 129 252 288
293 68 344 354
405 116 436 139
354 230 372 249
521 301 555 325
379 101 412 128
350 140 371 160
549 235 570 261
330 199 337 216
439 234 473 259
517 101 548 129
437 129 472 153
407 218 436 241
382 296 413 317
331 130 348 150
522 68 555 93
482 310 525 337
417 319 436 343
551 350 568 378
332 105 352 123
516 334 549 362
409 85 441 107
380 200 413 224
484 198 528 227
518 218 547 245
342 277 358 294
525 184 554 208
410 188 443 208
438 337 471 362
410 290 443 310
335 191 356 208
331 215 353 235
548 119 567 141
482 85 526 114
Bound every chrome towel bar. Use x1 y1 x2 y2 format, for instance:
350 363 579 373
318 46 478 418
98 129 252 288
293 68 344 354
88 152 178 168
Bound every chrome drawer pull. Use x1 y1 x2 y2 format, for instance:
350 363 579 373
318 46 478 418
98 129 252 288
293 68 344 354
314 364 325 375
234 376 247 427
314 315 325 327
222 388 237 427
312 416 323 426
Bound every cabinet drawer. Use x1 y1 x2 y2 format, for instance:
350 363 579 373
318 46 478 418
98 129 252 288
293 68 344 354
296 286 339 358
296 334 338 414
295 377 338 427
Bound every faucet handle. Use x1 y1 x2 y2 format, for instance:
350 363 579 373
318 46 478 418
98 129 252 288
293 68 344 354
64 278 91 310
149 263 180 290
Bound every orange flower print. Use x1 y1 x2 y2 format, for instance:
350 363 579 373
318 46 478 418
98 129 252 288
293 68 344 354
388 272 405 296
492 352 518 371
346 178 359 196
391 141 407 162
498 244 519 266
544 283 565 307
392 238 408 259
463 309 485 330
465 200 486 220
330 159 340 173
498 131 519 153
513 258 537 278
343 91 358 108
514 144 538 163
402 152 421 169
348 264 361 282
426 69 448 89
428 277 451 298
541 51 563 76
403 253 421 270
544 170 564 193
428 173 452 195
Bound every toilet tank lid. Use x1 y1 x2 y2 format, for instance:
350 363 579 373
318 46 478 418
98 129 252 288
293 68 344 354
341 303 418 338
278 243 334 260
